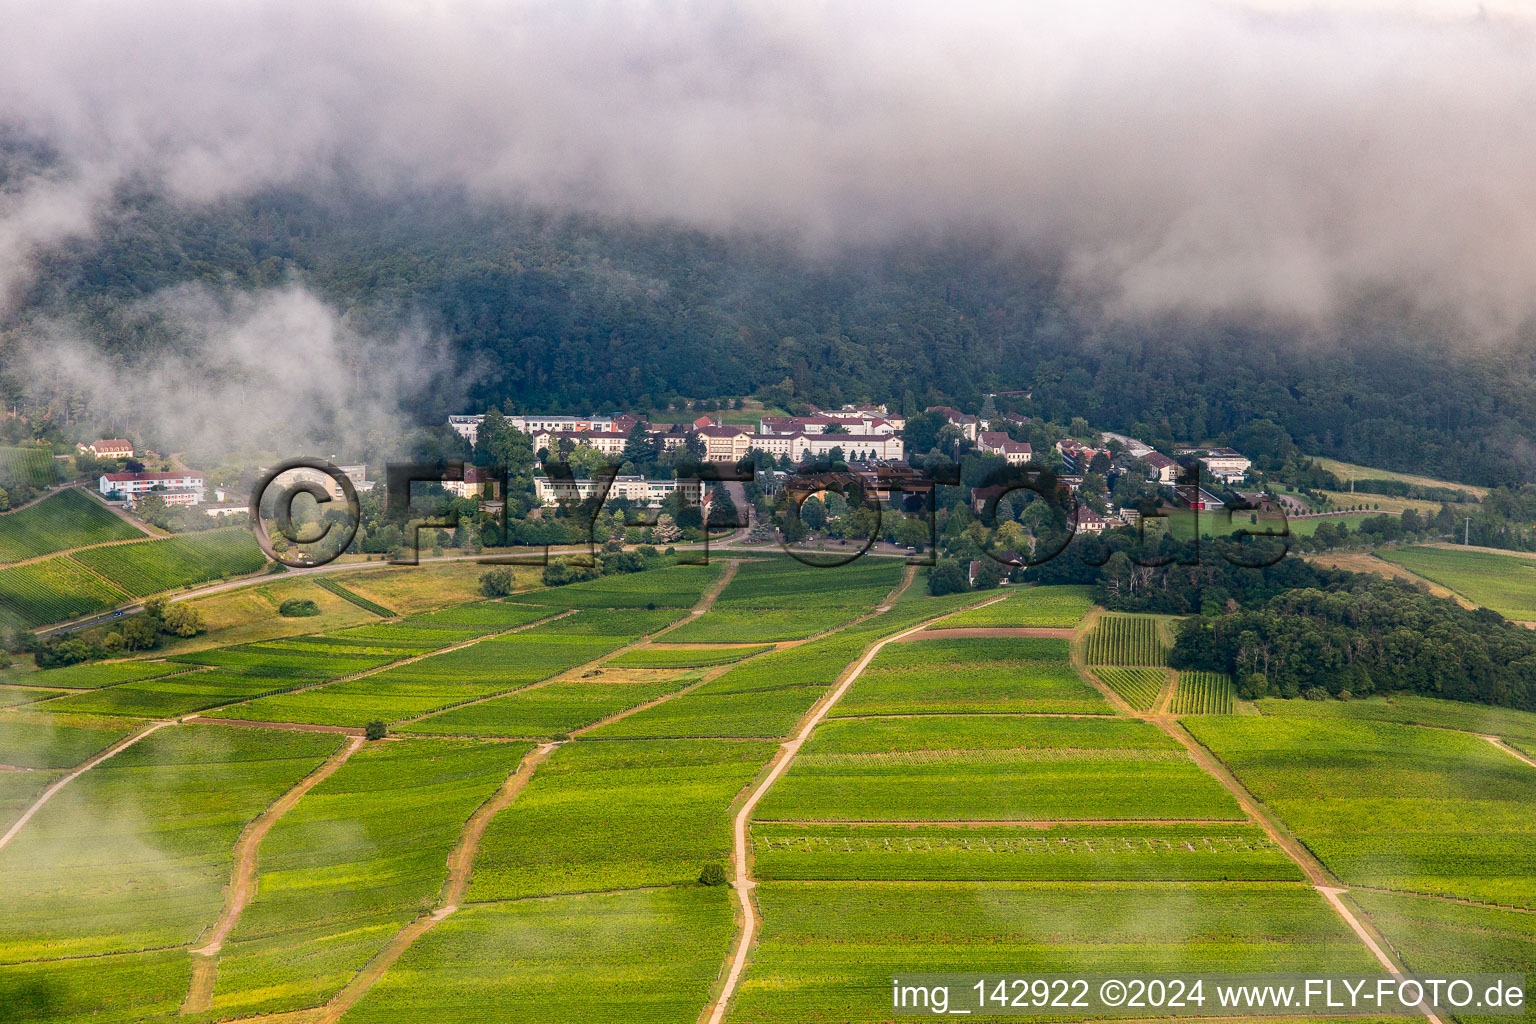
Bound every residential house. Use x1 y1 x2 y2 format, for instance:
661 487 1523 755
925 406 980 441
88 439 134 460
1141 451 1180 485
977 431 1033 465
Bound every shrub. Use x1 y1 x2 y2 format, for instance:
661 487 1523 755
365 719 387 741
479 567 514 597
278 598 321 617
698 862 728 886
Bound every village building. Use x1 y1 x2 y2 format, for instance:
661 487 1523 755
99 471 205 507
977 431 1033 465
87 439 134 460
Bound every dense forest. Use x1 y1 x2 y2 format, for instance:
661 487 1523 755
4 185 1536 486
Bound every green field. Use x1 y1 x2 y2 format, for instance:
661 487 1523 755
312 576 396 616
608 644 772 668
752 822 1301 882
1082 613 1170 666
210 738 532 1018
213 610 659 728
1349 890 1536 1024
0 723 341 960
0 948 191 1024
18 658 192 689
755 716 1242 822
0 714 138 768
1171 671 1234 715
345 888 735 1024
0 489 142 563
1188 717 1536 907
830 635 1109 716
928 585 1094 629
0 685 67 708
1254 692 1536 750
72 528 268 597
1093 665 1165 710
399 668 699 738
1378 545 1536 619
0 556 128 628
0 446 59 487
503 562 724 609
664 557 903 641
467 738 775 900
731 881 1378 1023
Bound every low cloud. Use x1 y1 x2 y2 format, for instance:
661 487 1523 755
23 284 454 458
1 0 1535 330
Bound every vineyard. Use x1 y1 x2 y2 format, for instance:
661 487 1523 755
73 529 268 597
0 446 59 487
0 489 142 563
1171 671 1234 715
1082 613 1170 666
931 585 1094 629
1094 666 1165 710
0 557 128 628
312 577 396 616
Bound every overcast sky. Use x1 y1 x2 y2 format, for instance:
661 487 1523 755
2 0 1535 332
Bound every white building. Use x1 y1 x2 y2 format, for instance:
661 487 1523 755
1142 452 1180 484
99 471 204 507
535 475 703 507
1176 447 1252 484
533 430 630 458
449 413 619 446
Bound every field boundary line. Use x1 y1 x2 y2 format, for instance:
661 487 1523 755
304 742 560 1023
1346 883 1535 914
399 564 740 733
1168 721 1444 1024
208 608 576 717
1482 734 1536 768
751 817 1250 826
701 591 1004 1024
0 718 175 853
180 736 365 1015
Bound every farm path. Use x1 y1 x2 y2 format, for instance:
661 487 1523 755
0 719 174 853
1 529 168 569
1484 734 1536 768
212 608 575 717
180 736 365 1015
702 591 1003 1024
894 625 1076 640
390 561 739 730
212 742 561 1024
189 717 364 736
192 737 365 954
751 817 1247 827
1164 717 1445 1024
321 741 559 1022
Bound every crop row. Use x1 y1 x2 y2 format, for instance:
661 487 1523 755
311 577 395 616
1083 613 1169 666
1095 666 1165 710
72 529 267 598
931 585 1095 629
1172 671 1234 715
0 446 59 487
211 738 533 1019
0 489 142 563
0 557 127 628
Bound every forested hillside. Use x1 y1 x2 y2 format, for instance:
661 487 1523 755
6 187 1536 486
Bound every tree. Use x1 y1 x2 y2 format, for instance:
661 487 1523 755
365 720 387 741
161 604 205 636
698 862 728 886
928 559 969 595
623 421 660 466
652 513 682 543
479 567 514 597
120 616 160 651
799 496 827 531
706 484 740 529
